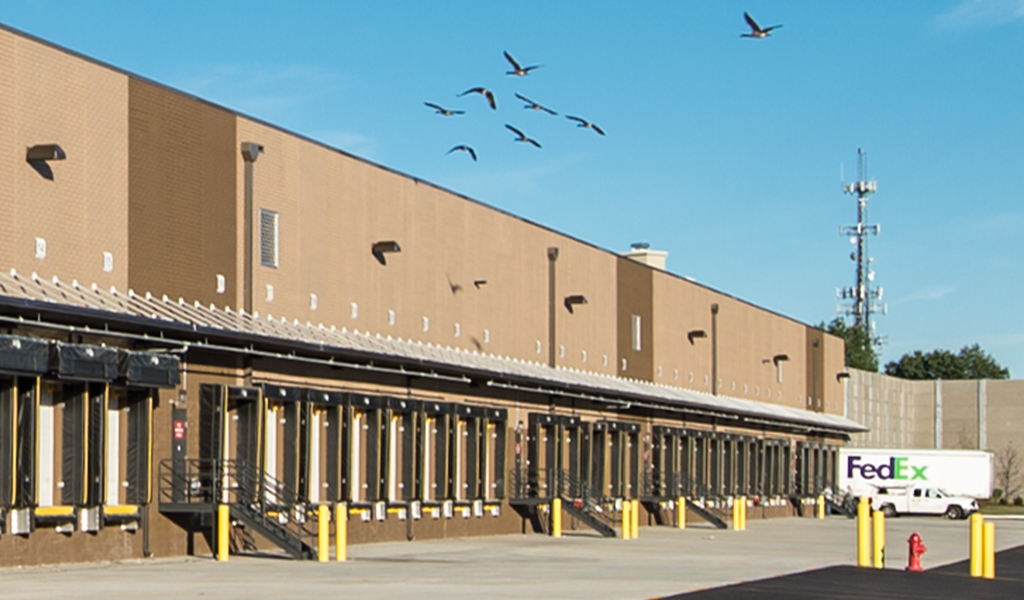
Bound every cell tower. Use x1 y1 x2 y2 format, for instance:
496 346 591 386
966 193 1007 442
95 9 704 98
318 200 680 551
837 148 887 344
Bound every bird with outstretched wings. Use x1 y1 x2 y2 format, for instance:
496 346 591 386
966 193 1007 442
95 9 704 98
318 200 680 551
458 87 497 110
741 12 782 38
505 124 541 148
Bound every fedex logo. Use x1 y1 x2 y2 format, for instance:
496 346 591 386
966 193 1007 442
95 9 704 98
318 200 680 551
846 455 928 481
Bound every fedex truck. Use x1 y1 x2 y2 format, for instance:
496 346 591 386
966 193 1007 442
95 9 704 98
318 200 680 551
837 448 993 501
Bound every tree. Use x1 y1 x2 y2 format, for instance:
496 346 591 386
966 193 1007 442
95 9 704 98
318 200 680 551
995 442 1022 503
821 318 879 372
884 344 1010 380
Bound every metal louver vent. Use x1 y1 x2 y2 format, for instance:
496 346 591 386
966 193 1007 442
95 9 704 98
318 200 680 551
259 209 279 268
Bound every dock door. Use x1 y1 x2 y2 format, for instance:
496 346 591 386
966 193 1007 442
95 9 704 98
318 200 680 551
592 421 640 500
796 441 837 496
262 385 304 502
197 384 265 504
650 426 692 498
525 413 584 498
305 389 344 504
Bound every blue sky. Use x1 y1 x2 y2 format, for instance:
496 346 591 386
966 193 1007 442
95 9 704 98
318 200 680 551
3 1 1022 376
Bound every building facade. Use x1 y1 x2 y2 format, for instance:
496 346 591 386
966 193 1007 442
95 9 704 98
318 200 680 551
0 23 862 566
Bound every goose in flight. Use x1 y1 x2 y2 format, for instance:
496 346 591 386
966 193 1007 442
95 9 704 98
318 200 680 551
515 93 557 115
566 115 605 136
446 145 477 161
505 124 541 148
741 12 782 38
504 51 542 77
458 87 497 110
424 102 465 116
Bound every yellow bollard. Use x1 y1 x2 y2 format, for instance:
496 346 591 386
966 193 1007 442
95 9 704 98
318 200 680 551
217 504 230 561
982 521 995 580
857 498 871 567
969 513 983 577
552 498 562 538
677 497 686 529
631 499 640 539
622 499 632 539
335 502 347 562
732 499 740 531
317 504 329 562
872 510 885 569
817 495 825 520
741 496 747 530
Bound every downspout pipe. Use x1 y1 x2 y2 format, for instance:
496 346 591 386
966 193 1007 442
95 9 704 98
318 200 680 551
241 142 264 315
711 303 719 396
547 247 559 368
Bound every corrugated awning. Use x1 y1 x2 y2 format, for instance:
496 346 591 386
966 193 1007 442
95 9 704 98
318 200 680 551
0 270 867 434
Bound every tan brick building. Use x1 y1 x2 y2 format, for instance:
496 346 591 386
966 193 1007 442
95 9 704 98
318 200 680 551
0 23 863 566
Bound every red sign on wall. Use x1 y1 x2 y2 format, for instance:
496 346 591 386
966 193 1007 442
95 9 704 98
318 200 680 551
173 420 186 440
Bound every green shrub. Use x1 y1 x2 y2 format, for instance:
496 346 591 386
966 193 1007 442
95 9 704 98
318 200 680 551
993 489 1004 501
1015 497 1024 506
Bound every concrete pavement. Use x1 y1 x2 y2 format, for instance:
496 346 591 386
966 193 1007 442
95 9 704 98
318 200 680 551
4 517 1024 599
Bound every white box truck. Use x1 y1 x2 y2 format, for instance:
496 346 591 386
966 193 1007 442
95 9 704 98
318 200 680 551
837 448 993 519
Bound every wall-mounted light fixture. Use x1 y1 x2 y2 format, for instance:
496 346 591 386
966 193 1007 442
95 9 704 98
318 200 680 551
564 294 588 313
26 144 66 161
836 372 851 382
372 240 401 265
687 329 707 344
241 142 264 163
473 279 488 288
26 144 66 180
772 354 790 365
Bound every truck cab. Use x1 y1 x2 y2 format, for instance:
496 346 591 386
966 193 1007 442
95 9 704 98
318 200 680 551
871 486 977 520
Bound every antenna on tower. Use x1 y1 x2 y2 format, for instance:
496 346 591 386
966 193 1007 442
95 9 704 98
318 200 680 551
837 148 886 347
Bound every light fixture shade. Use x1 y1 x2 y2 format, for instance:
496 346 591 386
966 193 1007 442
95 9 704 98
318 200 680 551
688 329 707 343
241 142 264 162
26 144 66 161
773 354 790 364
563 294 587 313
372 241 401 254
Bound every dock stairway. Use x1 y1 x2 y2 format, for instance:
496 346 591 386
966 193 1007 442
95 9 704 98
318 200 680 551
641 471 729 530
158 458 320 560
509 468 617 538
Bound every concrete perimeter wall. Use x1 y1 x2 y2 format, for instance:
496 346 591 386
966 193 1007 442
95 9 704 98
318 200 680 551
846 368 1024 457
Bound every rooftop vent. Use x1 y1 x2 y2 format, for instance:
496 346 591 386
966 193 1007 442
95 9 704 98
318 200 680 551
622 242 668 271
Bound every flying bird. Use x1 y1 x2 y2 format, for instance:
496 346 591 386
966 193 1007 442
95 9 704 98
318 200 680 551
424 102 465 116
505 124 541 148
504 51 542 77
741 12 782 38
446 145 477 161
458 87 497 110
515 93 557 115
566 115 605 136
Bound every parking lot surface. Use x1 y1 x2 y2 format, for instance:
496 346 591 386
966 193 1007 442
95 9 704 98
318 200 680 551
4 517 1024 599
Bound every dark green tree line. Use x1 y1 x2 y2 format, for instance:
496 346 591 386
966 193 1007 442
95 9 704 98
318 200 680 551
820 318 879 372
884 343 1010 380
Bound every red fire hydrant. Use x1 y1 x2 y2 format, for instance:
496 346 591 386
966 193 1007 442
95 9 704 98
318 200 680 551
906 532 927 572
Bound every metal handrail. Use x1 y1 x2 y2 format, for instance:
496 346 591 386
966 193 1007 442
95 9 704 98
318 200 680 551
158 458 319 552
227 461 319 551
508 467 617 529
644 469 771 500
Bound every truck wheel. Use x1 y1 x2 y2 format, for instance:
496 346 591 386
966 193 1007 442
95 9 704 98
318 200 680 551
882 504 897 518
944 505 963 520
